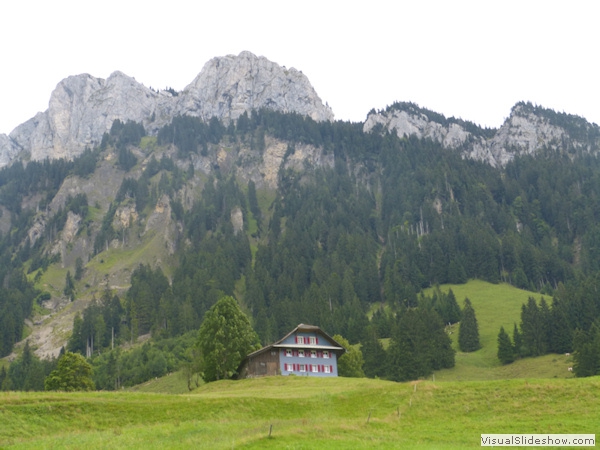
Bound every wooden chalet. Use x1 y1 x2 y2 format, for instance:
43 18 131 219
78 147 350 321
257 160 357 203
237 324 345 378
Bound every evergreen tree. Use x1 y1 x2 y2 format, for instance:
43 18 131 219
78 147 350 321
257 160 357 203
387 307 454 381
520 297 548 356
64 270 75 301
549 297 572 353
0 366 7 390
74 257 84 281
573 327 600 377
361 327 387 378
458 298 481 352
512 322 524 358
445 289 462 324
6 341 46 391
497 326 515 364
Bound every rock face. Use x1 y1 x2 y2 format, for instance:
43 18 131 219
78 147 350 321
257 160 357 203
364 102 600 167
0 133 19 167
0 51 333 167
177 51 333 123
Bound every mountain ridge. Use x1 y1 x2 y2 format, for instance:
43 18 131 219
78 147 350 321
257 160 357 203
0 51 333 168
2 52 599 169
364 101 600 167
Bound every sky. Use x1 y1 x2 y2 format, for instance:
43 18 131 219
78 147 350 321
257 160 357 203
1 1 598 135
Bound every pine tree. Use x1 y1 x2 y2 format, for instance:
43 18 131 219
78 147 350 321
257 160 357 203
445 288 461 324
512 322 524 358
573 326 600 377
64 270 75 301
497 326 515 364
458 298 481 352
549 297 572 353
361 326 386 378
520 297 548 356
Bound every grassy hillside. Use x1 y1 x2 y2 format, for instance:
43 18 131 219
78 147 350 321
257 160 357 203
1 376 598 449
425 280 573 381
126 370 192 395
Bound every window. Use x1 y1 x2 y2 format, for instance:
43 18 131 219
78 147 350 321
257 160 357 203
285 363 293 372
309 336 316 345
286 349 292 357
323 350 330 359
299 364 306 372
311 364 319 373
324 365 331 373
296 336 304 344
298 349 305 358
311 350 317 358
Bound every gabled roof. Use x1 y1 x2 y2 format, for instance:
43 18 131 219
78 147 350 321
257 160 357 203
244 323 346 359
275 323 345 349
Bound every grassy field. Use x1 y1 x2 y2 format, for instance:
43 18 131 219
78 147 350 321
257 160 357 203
2 281 595 448
1 376 598 449
422 280 573 381
126 370 192 395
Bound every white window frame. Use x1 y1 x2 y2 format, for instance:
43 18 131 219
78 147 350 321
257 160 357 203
323 350 330 359
309 336 316 345
311 364 319 373
311 350 317 358
298 349 305 358
324 365 331 373
297 336 304 344
286 348 292 357
299 364 306 372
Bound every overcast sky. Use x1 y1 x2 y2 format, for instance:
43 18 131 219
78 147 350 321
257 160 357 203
1 1 598 135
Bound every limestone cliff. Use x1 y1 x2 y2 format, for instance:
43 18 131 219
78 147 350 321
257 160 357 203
176 51 333 123
364 102 600 167
0 52 333 167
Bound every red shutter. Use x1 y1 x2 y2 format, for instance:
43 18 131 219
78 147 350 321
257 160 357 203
320 365 324 372
316 337 319 344
295 336 298 343
330 365 333 373
309 364 312 372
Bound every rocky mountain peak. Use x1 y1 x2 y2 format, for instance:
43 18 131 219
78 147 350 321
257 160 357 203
364 101 600 167
177 51 334 123
0 51 333 167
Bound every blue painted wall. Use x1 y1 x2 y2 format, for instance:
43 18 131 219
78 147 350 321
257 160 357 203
278 332 340 377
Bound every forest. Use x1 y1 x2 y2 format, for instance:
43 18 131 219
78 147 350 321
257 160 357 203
2 108 600 389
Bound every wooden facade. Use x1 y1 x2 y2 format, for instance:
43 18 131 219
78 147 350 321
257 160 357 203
237 324 345 379
238 347 280 378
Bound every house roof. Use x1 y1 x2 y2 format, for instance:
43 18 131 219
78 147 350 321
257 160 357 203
244 323 346 359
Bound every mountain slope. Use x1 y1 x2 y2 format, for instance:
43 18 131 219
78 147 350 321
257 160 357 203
2 53 600 384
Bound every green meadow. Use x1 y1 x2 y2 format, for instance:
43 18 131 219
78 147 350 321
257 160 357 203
424 280 573 381
3 280 593 448
1 376 598 449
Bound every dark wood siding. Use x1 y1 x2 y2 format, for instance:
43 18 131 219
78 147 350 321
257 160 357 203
240 348 280 378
